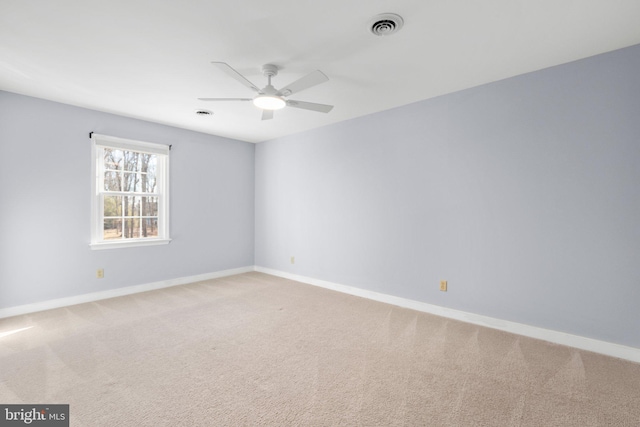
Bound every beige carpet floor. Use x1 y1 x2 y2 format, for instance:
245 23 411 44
1 272 639 426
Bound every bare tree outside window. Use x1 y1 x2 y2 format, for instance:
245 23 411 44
102 148 159 240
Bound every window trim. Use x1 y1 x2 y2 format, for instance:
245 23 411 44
90 133 171 250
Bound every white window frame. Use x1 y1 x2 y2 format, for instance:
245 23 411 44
90 133 171 250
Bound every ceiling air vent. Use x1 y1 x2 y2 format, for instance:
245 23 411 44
368 13 404 36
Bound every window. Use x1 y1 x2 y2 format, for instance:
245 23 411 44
90 133 170 249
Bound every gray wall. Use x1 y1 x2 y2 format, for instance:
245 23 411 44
255 44 640 348
0 91 255 309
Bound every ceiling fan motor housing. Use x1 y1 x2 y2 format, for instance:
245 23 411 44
262 64 279 77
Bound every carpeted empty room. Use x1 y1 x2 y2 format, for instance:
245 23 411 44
1 272 639 426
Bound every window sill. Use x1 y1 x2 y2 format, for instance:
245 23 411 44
90 238 171 250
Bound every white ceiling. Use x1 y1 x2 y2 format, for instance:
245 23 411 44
2 1 640 143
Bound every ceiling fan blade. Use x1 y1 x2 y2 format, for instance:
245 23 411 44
277 70 328 96
211 62 261 93
197 98 253 102
286 100 333 113
261 110 274 121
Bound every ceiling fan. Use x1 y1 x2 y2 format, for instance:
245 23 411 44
198 62 333 120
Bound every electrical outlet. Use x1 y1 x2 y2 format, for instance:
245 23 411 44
96 269 104 279
439 280 447 292
290 256 295 264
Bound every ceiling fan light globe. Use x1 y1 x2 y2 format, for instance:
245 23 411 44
253 95 286 110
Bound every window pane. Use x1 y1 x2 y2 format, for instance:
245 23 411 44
104 218 122 240
133 173 143 192
141 218 158 237
104 196 122 217
124 218 141 238
123 151 140 172
143 155 156 190
122 172 141 192
104 149 123 171
141 154 156 172
141 197 158 216
104 171 122 191
123 196 140 216
141 172 157 193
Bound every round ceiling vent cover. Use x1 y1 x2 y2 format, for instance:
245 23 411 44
368 13 404 36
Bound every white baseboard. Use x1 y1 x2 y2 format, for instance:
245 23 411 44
4 265 639 364
0 266 254 319
254 266 640 364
